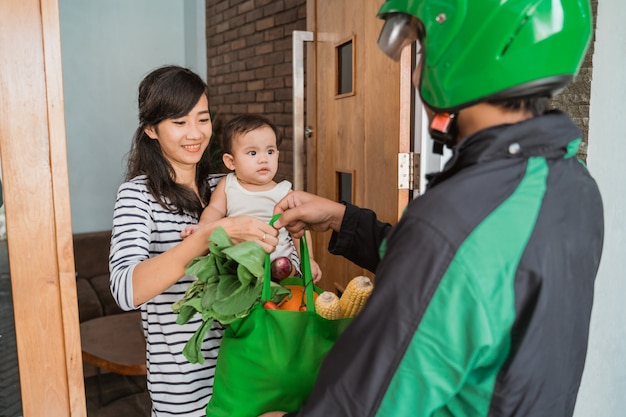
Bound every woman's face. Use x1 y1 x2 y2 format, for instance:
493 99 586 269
144 94 212 176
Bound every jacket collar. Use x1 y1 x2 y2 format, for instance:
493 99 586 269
426 110 582 189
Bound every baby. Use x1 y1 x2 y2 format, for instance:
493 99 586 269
181 113 322 281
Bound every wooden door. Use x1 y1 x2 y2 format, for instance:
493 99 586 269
305 0 412 292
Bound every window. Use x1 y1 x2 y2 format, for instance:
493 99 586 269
336 37 355 97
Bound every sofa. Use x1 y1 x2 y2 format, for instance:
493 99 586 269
73 230 123 324
73 230 126 379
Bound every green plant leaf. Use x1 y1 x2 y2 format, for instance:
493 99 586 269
208 227 234 258
222 241 265 278
216 274 239 299
175 297 204 325
200 281 219 310
236 263 255 286
182 319 214 364
174 227 278 346
212 280 262 316
211 308 247 325
269 281 292 304
172 279 204 313
186 254 219 283
221 258 238 274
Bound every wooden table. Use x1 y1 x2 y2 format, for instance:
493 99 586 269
80 311 147 376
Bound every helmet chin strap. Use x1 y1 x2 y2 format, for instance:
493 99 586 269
429 112 459 155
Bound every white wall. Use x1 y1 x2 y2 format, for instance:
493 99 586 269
574 1 626 416
59 0 206 233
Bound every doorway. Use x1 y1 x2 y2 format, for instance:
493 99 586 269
0 178 22 416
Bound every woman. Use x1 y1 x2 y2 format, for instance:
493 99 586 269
109 65 278 417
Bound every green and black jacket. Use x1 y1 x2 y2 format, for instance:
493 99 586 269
287 111 604 417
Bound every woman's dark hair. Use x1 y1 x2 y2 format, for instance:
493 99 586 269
221 114 282 154
126 65 212 217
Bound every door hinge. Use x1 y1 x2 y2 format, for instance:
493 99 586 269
398 152 420 191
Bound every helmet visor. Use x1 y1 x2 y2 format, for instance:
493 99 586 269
377 13 422 61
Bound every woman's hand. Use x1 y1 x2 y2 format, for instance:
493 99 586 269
258 412 287 417
214 215 279 253
273 191 347 238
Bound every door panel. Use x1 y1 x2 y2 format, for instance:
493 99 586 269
307 0 408 292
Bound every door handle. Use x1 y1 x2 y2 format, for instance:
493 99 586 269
292 30 313 191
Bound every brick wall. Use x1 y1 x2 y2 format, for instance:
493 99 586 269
205 0 307 181
550 0 598 162
206 0 597 169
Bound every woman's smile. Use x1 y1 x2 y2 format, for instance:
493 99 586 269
183 143 202 153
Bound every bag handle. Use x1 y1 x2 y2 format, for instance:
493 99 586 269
262 214 315 312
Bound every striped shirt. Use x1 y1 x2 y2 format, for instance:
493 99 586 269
110 175 223 417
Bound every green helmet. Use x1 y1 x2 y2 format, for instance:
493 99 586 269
377 0 593 113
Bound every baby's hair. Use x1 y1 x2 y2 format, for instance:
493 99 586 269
221 114 282 154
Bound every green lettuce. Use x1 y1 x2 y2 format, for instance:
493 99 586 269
173 226 290 363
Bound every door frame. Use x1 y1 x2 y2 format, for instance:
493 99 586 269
0 0 86 415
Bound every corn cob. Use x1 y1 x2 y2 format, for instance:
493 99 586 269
339 276 374 318
315 291 342 320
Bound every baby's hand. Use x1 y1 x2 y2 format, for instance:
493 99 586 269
180 224 200 239
309 258 322 283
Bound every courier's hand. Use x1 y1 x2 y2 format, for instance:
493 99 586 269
273 191 346 239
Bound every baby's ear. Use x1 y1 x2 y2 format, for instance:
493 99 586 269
222 153 235 170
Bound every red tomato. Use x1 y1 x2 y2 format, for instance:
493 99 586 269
263 301 278 310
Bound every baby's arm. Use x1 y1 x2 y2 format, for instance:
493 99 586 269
305 230 322 282
180 178 228 238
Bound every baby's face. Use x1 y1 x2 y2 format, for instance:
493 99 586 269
226 125 280 190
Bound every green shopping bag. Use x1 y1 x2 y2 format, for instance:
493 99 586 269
206 228 352 417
